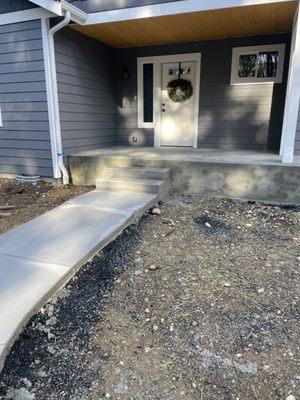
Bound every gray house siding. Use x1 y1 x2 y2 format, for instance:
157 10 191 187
0 0 37 14
68 0 183 13
115 33 290 151
0 19 53 176
55 28 117 154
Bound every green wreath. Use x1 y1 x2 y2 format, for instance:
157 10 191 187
166 78 193 103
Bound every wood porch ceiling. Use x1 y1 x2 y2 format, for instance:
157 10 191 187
71 1 296 48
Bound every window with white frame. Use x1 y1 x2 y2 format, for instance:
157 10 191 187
230 44 286 85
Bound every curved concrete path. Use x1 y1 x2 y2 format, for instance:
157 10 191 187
0 189 159 372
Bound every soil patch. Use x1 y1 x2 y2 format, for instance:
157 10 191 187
0 178 92 234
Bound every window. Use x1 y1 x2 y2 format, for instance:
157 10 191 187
143 63 153 123
231 44 285 85
137 62 154 128
168 67 191 76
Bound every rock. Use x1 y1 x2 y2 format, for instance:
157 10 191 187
149 265 157 271
170 323 174 333
37 370 47 378
153 325 159 332
47 332 55 340
22 379 32 389
46 345 55 355
257 287 265 294
144 347 151 353
5 388 35 400
145 308 150 314
45 316 57 326
114 383 128 394
119 361 124 366
205 222 211 228
105 393 111 399
151 207 161 215
286 395 296 400
224 282 231 287
46 305 54 317
296 256 300 262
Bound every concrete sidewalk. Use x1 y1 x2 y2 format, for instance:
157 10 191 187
0 189 159 372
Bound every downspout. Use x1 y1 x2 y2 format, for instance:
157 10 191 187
48 11 71 184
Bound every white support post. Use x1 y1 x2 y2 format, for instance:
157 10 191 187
280 0 300 163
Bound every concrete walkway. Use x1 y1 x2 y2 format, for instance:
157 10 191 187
0 189 159 372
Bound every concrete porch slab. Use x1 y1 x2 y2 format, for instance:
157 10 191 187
0 189 159 372
68 147 300 204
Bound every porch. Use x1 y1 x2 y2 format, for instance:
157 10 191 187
68 147 300 204
51 0 300 176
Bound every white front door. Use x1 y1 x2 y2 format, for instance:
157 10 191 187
161 61 197 147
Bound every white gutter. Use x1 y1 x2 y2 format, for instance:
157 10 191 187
48 10 71 184
41 2 87 183
60 0 88 24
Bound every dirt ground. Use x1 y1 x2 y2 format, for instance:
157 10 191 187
0 178 92 234
0 194 299 400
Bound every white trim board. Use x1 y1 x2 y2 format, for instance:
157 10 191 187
137 53 201 149
280 0 300 163
29 0 63 16
84 0 295 25
0 8 54 25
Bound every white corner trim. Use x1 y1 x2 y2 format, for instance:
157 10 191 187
29 0 63 16
280 1 300 163
282 146 295 163
137 53 201 149
0 8 54 25
41 18 60 179
84 0 294 25
230 44 286 85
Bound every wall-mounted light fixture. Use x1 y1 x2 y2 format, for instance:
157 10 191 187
121 66 129 80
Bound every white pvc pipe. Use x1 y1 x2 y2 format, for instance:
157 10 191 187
49 11 71 184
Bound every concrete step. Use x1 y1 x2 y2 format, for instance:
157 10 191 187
104 167 170 180
105 156 156 169
95 177 167 194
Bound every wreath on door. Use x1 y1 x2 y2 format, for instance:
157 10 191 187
166 62 193 103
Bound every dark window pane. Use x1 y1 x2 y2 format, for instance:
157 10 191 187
238 54 257 78
143 63 153 123
257 51 278 78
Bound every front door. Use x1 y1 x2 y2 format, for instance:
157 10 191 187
161 61 197 147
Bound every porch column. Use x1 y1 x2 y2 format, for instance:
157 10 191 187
280 0 300 163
